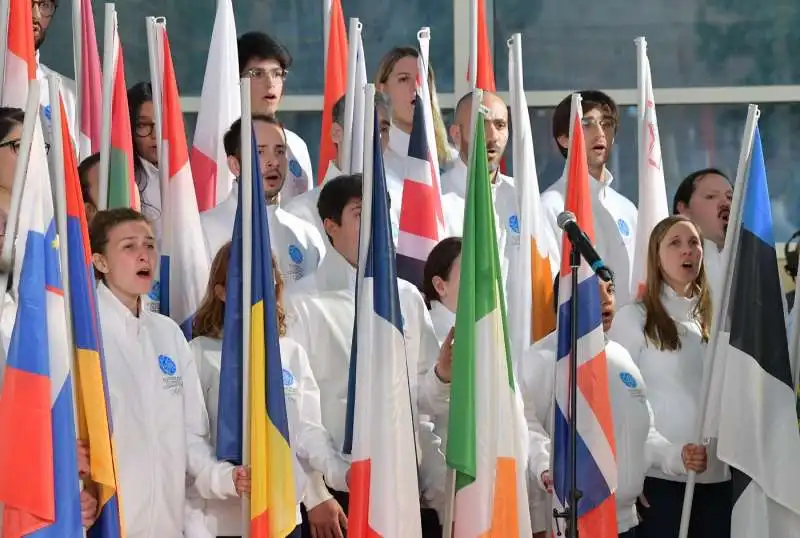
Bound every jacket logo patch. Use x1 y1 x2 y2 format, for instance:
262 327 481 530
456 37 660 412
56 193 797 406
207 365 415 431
288 159 302 178
148 280 161 301
159 354 183 394
617 218 630 237
288 244 304 264
619 372 637 388
508 215 520 234
159 355 177 375
283 368 297 394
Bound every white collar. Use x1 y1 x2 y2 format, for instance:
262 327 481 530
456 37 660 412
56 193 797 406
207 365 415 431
98 281 144 326
660 283 699 321
230 180 282 210
388 124 410 157
318 246 357 292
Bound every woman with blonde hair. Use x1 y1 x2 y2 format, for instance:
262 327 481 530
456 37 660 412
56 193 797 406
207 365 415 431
609 215 731 538
375 46 457 175
190 242 349 538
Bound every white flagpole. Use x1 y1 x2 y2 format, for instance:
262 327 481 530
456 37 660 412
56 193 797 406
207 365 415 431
677 104 760 538
323 0 332 71
98 3 115 210
0 0 10 104
71 0 82 143
635 36 646 194
239 75 253 538
145 16 166 200
468 0 477 90
340 17 360 174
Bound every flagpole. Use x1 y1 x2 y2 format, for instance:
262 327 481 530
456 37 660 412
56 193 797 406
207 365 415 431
48 73 87 537
635 37 646 196
323 0 332 72
239 75 253 538
340 17 360 174
71 0 82 144
0 81 40 320
677 104 760 538
468 0 477 90
97 2 115 210
145 17 165 188
0 0 9 104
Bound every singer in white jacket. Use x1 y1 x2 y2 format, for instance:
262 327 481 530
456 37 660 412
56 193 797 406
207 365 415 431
90 208 248 538
189 242 349 536
519 273 707 537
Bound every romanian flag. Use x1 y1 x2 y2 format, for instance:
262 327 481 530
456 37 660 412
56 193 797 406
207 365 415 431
0 111 82 537
78 0 102 159
1 0 36 108
216 127 296 536
445 92 532 537
506 33 555 359
317 0 347 182
551 95 617 537
58 97 124 538
106 15 137 210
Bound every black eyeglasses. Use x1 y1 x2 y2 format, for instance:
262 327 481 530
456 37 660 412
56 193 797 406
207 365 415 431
135 122 156 138
32 0 57 17
0 138 51 155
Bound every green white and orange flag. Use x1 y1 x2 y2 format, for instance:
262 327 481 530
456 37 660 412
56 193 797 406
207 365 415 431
106 15 138 210
445 92 532 537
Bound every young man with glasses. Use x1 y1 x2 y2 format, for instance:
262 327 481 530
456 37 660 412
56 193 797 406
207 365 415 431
237 32 314 205
540 90 639 307
32 0 78 149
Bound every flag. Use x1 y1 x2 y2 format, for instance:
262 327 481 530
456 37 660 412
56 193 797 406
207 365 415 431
344 107 421 537
395 83 444 288
551 99 617 537
317 0 347 182
347 35 367 175
216 127 297 537
445 98 532 537
190 0 239 212
158 24 210 336
59 97 124 538
107 19 137 210
506 34 555 359
0 118 82 537
466 0 495 91
78 0 102 160
1 0 36 108
715 127 800 537
631 38 667 299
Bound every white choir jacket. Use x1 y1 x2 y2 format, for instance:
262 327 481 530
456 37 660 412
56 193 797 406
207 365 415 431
519 332 687 533
608 286 729 484
199 182 326 283
282 129 314 204
37 57 78 149
283 160 402 245
428 300 455 346
189 335 349 535
96 283 239 538
541 172 638 307
284 248 448 519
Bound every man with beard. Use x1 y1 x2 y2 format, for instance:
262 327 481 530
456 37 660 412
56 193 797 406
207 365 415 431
33 0 78 146
672 168 732 302
541 90 639 307
199 115 325 283
440 91 524 289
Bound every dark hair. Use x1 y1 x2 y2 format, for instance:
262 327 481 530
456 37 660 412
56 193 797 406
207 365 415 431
0 107 24 140
223 114 284 160
672 168 730 214
552 90 619 158
237 32 293 75
552 268 616 314
127 82 156 215
422 237 462 308
332 95 347 127
317 174 362 241
78 153 101 205
785 230 800 282
89 208 151 280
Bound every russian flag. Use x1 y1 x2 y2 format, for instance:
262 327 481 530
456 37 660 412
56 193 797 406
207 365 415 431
0 112 82 537
344 91 422 537
1 0 36 108
216 126 297 537
190 0 239 212
77 0 102 160
157 24 210 336
551 95 618 537
57 96 124 538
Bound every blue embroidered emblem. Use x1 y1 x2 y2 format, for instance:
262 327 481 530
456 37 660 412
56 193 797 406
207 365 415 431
617 218 630 237
288 244 303 264
159 355 177 376
282 368 295 387
508 215 520 234
288 159 302 178
620 372 637 388
148 280 161 301
43 104 52 122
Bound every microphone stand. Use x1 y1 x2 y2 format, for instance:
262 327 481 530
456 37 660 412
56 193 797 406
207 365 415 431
553 246 583 538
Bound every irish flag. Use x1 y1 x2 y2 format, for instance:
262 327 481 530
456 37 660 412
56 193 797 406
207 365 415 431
106 17 137 210
445 91 531 537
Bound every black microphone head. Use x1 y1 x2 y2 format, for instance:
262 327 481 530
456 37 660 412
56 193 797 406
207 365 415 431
557 211 577 231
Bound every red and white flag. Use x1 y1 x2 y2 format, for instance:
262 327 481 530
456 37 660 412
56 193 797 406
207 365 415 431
1 0 36 108
78 0 102 159
317 0 347 181
631 36 668 299
190 0 240 212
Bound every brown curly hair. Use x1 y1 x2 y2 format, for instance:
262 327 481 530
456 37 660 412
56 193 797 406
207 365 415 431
192 242 287 339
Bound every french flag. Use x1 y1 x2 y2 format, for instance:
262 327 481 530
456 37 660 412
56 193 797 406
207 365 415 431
157 23 210 336
344 89 422 537
0 102 82 537
189 0 240 212
1 0 36 108
551 95 618 537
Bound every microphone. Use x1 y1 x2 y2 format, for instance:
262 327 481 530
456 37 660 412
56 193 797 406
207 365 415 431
557 211 613 282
